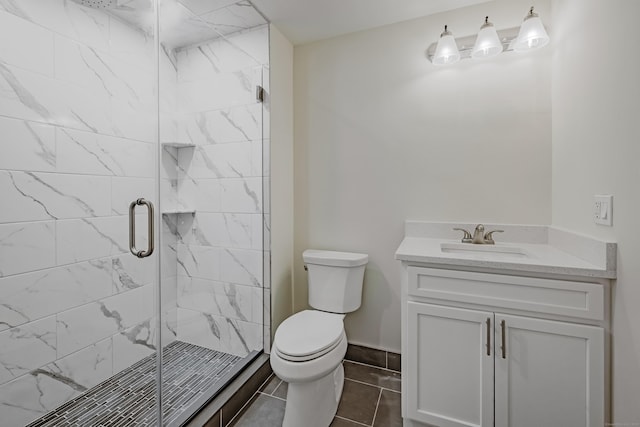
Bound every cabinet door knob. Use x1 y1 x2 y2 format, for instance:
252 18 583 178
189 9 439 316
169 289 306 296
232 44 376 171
501 319 507 359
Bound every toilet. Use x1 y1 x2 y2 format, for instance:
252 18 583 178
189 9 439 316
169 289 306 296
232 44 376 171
270 249 368 427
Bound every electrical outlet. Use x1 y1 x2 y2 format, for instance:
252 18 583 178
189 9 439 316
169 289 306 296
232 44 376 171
594 195 613 226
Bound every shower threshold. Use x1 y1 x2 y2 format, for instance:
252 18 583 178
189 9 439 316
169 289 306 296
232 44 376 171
27 341 255 427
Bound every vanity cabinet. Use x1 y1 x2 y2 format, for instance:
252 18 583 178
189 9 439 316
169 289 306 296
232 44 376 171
403 267 607 427
406 302 494 427
493 313 603 427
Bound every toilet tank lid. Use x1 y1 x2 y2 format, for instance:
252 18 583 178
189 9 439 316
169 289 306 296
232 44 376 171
303 249 368 267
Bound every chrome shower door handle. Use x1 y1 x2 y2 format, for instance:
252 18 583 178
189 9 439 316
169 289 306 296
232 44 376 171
129 198 154 258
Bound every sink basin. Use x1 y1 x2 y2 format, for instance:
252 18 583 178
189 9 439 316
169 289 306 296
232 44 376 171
440 242 529 259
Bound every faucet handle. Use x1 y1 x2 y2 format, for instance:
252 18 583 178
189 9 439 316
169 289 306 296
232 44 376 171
483 229 504 244
453 228 473 243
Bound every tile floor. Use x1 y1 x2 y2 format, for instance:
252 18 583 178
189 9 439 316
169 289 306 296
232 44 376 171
229 360 402 427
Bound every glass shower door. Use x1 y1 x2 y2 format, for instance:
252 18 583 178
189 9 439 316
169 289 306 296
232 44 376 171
157 0 270 424
0 0 162 425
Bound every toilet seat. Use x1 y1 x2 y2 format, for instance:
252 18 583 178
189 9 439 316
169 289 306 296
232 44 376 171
274 310 345 362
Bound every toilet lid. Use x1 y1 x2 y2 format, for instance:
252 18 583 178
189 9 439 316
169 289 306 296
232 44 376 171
275 310 344 361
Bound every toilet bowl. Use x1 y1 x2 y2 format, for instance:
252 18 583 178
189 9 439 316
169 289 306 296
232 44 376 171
270 311 348 427
270 250 368 427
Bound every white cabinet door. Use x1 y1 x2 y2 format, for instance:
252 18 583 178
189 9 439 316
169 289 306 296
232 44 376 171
494 314 604 427
406 302 494 427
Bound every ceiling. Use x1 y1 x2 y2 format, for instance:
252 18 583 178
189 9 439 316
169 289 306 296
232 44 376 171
250 0 491 45
102 0 491 48
107 0 266 49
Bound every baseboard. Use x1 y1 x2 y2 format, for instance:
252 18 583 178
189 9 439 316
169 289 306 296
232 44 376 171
345 343 402 372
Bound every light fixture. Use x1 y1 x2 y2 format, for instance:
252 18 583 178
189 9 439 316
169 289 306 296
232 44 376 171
427 6 550 65
432 25 461 65
471 16 503 59
514 6 550 52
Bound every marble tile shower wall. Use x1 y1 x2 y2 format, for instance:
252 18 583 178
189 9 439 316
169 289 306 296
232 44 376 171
0 2 160 425
171 26 269 358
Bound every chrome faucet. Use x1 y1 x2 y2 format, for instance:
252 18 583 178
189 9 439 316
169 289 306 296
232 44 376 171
472 224 486 244
453 224 504 245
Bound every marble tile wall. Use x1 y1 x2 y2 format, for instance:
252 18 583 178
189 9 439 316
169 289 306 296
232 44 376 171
0 2 160 425
171 25 269 358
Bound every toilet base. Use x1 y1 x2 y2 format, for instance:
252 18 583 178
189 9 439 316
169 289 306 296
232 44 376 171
282 363 345 427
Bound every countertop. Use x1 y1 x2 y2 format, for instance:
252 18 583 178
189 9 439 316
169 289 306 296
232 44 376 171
395 222 617 279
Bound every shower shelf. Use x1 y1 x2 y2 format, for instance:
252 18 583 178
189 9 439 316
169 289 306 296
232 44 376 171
161 141 195 148
162 209 196 215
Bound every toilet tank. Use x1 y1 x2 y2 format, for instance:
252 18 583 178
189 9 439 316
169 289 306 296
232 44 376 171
303 249 368 313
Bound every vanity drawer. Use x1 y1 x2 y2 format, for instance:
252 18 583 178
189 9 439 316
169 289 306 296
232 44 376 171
407 267 604 321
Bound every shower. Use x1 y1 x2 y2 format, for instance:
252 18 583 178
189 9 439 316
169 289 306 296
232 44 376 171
0 0 270 425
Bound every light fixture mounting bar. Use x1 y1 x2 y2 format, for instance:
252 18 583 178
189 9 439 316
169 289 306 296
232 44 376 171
426 26 520 62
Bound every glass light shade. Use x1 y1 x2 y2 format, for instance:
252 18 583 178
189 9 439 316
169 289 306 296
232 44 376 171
471 22 503 59
433 31 460 65
514 13 549 52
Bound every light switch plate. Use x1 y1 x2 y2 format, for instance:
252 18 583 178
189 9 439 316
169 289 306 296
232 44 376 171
594 195 613 226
